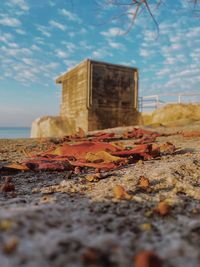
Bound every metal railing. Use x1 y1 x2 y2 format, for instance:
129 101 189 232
139 93 200 112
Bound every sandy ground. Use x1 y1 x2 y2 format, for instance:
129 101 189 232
1 124 200 267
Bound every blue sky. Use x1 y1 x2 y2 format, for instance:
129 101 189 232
0 0 200 126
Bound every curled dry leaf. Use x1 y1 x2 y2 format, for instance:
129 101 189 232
5 163 29 171
85 151 126 163
154 201 171 216
3 237 19 254
74 166 81 174
86 173 102 182
46 141 119 158
139 223 152 231
153 142 176 155
138 176 150 189
81 248 105 266
0 219 13 231
113 185 132 200
0 183 15 192
182 131 200 137
134 250 162 267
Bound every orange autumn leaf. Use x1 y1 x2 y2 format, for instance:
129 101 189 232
138 176 150 189
182 131 200 137
5 163 29 171
85 151 126 163
154 201 171 216
47 142 119 159
70 161 117 171
113 185 132 200
134 250 162 267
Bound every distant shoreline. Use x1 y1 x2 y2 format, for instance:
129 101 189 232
0 127 31 139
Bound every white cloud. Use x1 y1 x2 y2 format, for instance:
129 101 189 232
61 42 76 53
92 48 113 59
15 28 26 35
49 20 66 31
55 49 69 58
59 9 82 23
36 25 51 37
108 40 125 50
79 41 93 50
140 48 154 58
7 0 29 11
101 27 124 37
30 44 41 51
0 16 21 27
0 33 13 43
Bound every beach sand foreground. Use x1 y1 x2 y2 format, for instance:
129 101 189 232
1 124 200 267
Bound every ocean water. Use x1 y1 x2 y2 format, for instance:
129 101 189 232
0 127 31 139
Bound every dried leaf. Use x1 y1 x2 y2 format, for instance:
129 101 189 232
182 131 200 137
81 248 100 265
85 151 126 163
154 201 171 216
112 144 150 157
139 223 152 231
153 142 176 154
47 141 119 158
70 161 117 171
113 185 132 200
138 176 150 189
134 250 162 267
24 160 72 171
135 135 157 144
0 183 15 192
86 173 102 182
93 133 115 141
3 237 19 254
5 163 29 171
0 219 13 231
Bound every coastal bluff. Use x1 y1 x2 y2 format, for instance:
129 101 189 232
31 116 76 138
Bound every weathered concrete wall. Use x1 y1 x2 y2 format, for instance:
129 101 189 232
60 60 89 132
88 61 139 130
56 59 139 133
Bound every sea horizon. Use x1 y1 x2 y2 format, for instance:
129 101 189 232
0 127 31 139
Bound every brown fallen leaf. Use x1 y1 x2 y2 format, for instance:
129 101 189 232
154 201 171 216
134 250 162 267
138 176 150 189
5 163 29 171
182 131 200 137
0 183 15 193
3 237 19 254
0 219 13 231
85 151 126 163
113 185 132 200
82 247 106 265
139 223 152 231
82 248 99 265
86 173 102 182
153 142 176 155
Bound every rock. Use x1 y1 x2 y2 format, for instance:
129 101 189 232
31 116 76 138
142 104 200 127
